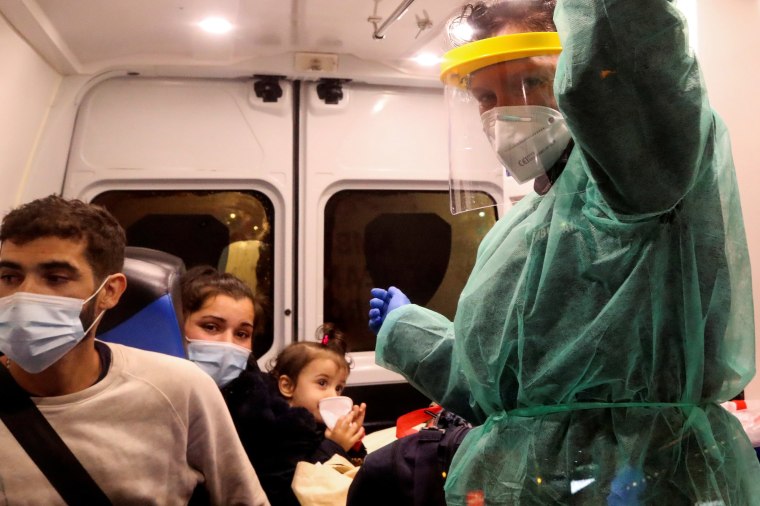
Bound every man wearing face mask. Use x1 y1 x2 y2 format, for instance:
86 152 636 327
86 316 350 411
0 195 269 505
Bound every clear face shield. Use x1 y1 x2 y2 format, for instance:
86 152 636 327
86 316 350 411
442 32 571 214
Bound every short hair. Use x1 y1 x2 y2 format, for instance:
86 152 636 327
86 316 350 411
180 265 265 336
455 1 557 43
0 195 125 280
268 323 352 386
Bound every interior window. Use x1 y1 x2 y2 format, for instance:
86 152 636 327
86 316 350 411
92 190 275 357
324 190 497 352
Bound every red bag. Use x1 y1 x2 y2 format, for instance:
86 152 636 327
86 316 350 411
395 405 443 438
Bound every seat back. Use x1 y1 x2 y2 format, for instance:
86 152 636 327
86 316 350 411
98 247 186 358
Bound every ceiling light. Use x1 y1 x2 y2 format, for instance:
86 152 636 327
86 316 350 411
412 53 442 67
447 8 475 46
450 22 474 44
199 17 233 34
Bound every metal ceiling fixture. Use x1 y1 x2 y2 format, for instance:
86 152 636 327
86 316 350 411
415 10 433 39
368 0 417 40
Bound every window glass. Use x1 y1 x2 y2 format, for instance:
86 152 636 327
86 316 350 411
92 190 275 357
324 190 496 352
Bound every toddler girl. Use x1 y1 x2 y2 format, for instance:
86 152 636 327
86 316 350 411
222 323 366 506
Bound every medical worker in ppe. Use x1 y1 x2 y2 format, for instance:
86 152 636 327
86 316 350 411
369 0 760 504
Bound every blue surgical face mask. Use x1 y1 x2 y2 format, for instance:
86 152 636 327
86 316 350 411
186 339 250 387
0 277 110 374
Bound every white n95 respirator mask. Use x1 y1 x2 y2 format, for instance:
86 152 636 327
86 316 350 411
481 105 572 184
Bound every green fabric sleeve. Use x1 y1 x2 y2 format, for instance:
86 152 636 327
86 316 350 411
376 305 488 425
555 0 712 216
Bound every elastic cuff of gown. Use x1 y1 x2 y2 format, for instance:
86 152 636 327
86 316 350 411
376 304 418 365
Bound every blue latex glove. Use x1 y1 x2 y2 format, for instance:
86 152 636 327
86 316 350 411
606 465 645 506
368 286 410 334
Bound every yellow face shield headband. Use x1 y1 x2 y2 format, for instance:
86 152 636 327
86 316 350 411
440 32 562 88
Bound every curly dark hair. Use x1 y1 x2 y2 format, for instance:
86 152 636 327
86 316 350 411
180 265 266 338
0 195 125 281
268 323 352 384
454 1 557 43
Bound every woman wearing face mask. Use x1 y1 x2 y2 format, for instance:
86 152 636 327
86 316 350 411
181 266 259 388
181 267 365 506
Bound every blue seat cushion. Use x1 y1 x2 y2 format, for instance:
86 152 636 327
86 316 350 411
98 294 185 358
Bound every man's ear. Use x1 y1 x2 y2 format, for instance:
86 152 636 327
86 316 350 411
98 273 127 311
278 375 295 399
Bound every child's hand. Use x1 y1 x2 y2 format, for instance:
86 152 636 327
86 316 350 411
352 403 367 428
325 408 366 452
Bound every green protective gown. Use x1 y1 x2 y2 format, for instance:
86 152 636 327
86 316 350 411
376 0 760 504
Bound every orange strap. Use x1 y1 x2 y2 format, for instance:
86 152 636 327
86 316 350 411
395 405 443 438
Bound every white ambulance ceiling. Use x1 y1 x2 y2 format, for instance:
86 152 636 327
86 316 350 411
0 0 467 85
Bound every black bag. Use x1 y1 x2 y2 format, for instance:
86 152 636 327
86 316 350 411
347 411 472 506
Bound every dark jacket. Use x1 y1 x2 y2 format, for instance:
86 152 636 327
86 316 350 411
221 362 365 506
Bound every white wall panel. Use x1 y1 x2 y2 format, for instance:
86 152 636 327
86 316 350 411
301 82 451 384
697 0 760 398
63 76 295 360
0 13 60 215
65 77 292 197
